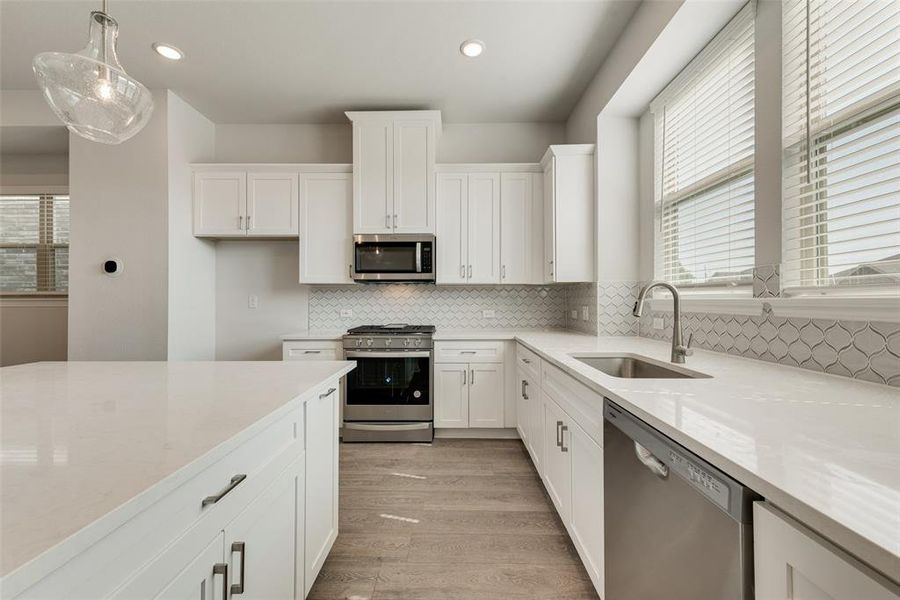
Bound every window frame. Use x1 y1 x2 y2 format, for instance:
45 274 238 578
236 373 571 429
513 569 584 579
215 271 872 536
0 191 70 297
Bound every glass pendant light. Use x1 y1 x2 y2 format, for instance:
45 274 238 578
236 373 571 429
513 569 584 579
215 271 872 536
32 0 153 145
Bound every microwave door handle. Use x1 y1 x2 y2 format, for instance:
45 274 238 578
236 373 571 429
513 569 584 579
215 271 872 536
416 242 422 273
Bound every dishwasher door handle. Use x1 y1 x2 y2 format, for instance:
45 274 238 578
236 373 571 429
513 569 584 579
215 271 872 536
634 442 669 479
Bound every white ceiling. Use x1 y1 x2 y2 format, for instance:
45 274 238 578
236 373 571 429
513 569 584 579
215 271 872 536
0 0 640 124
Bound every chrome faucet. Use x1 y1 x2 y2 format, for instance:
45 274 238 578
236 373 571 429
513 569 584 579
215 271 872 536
633 281 693 364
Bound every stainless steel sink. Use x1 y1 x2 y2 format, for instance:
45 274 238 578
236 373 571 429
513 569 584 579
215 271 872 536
571 355 711 379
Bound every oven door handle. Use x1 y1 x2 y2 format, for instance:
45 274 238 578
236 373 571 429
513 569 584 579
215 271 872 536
345 351 432 359
344 422 432 431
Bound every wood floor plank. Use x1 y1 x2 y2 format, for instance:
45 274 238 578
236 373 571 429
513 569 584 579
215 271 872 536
306 557 379 600
340 508 568 536
406 532 583 565
329 533 411 562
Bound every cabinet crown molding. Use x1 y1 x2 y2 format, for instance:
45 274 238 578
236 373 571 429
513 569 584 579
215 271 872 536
540 144 595 167
345 109 442 133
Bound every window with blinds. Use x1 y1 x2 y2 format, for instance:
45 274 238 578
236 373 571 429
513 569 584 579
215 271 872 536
0 195 70 294
782 0 900 293
651 2 755 289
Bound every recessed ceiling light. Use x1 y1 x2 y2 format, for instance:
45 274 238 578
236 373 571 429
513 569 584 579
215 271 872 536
152 42 184 61
460 39 485 58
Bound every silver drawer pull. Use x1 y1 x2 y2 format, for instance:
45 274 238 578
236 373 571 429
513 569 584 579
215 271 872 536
202 474 246 507
560 424 569 453
556 421 562 447
213 563 228 600
303 350 322 354
460 351 477 354
320 387 337 399
231 542 246 595
521 379 529 400
522 358 531 364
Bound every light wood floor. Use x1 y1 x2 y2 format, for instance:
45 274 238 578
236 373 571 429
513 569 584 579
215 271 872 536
309 438 600 600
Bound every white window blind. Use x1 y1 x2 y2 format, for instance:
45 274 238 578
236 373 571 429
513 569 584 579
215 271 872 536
651 2 755 289
0 195 70 294
782 0 900 293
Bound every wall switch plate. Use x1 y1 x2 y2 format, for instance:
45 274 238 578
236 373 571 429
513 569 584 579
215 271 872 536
570 309 578 319
340 309 353 318
482 309 496 318
653 317 664 330
581 305 590 321
248 295 258 309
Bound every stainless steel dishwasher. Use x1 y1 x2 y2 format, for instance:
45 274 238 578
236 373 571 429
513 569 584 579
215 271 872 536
604 400 758 600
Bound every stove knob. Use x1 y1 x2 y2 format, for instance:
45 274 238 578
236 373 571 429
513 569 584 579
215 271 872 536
415 338 422 347
404 338 411 347
366 339 374 347
356 339 363 347
385 338 392 347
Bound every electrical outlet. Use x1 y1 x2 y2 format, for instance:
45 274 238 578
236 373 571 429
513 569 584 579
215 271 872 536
482 309 496 318
248 295 258 309
570 309 578 320
340 309 353 318
653 317 664 330
581 305 590 321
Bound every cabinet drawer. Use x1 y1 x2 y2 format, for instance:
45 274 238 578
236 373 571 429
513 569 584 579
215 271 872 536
283 340 343 361
516 344 542 380
17 408 303 599
435 340 505 363
541 362 603 448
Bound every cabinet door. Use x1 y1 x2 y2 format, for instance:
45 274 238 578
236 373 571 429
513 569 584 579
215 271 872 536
515 369 530 444
246 172 298 236
224 457 302 600
542 394 571 523
353 118 393 233
500 173 533 284
527 379 543 476
754 503 900 600
153 533 225 600
570 423 604 595
434 363 469 428
393 119 435 233
194 171 246 236
436 173 468 284
305 384 339 594
299 172 353 283
542 160 556 282
467 173 501 284
468 362 504 428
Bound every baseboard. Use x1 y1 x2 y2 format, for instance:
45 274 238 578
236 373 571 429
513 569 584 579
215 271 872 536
434 427 521 439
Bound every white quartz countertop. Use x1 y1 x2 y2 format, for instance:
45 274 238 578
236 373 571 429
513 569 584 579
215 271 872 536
0 360 356 579
280 328 566 341
513 332 900 581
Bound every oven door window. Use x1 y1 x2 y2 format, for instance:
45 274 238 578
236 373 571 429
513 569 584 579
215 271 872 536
347 355 430 405
355 242 417 273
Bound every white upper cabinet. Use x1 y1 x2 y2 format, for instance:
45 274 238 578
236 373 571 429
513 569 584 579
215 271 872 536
541 145 595 283
466 172 501 284
299 170 353 284
194 171 246 236
435 173 468 284
193 168 300 238
347 111 440 234
500 172 535 284
247 172 298 236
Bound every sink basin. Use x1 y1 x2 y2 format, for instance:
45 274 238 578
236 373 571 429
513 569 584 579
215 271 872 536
571 355 710 379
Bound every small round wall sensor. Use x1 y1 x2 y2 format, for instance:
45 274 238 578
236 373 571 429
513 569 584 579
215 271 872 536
103 258 123 277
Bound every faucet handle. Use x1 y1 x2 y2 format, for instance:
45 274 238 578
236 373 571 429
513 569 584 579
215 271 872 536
684 333 694 356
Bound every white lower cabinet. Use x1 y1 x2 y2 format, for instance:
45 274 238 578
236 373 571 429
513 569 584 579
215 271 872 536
516 368 542 475
434 362 504 428
541 394 572 523
153 533 226 600
754 503 900 600
225 455 303 600
570 422 604 594
304 383 340 595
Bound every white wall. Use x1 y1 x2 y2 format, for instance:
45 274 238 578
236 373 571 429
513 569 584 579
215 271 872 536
68 90 170 360
167 91 216 360
215 124 352 163
215 241 309 360
596 115 640 281
0 298 68 366
0 154 68 188
439 123 564 163
638 110 655 281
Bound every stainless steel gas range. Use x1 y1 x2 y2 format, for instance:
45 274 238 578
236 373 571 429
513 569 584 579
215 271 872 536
342 324 435 442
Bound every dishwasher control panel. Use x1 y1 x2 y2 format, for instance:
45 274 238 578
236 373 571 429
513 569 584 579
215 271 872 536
668 449 730 511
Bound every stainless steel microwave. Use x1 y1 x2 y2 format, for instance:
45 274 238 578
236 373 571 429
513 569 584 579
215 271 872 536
352 234 435 282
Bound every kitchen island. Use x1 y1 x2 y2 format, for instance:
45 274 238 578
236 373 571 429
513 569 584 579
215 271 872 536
0 360 355 598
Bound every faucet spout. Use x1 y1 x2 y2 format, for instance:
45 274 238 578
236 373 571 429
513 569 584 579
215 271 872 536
633 280 692 364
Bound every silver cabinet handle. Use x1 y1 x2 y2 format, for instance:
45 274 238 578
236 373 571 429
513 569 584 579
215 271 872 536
238 215 243 230
549 260 554 277
462 369 466 385
502 265 506 279
634 442 669 478
393 214 398 229
348 264 353 279
521 379 529 400
522 358 532 364
468 265 473 278
304 350 322 354
556 420 562 447
320 387 337 399
470 368 475 385
231 542 246 595
460 351 477 355
246 215 251 230
202 474 246 507
213 563 228 600
460 265 465 279
560 424 569 453
385 214 391 229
